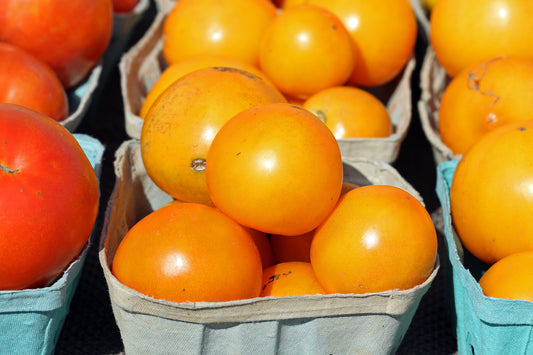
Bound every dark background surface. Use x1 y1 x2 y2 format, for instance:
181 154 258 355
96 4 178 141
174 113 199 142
55 2 458 353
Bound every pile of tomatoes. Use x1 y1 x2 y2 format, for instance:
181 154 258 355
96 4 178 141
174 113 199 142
428 0 533 302
111 0 439 304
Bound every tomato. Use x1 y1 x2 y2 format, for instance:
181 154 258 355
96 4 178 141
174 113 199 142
0 0 113 88
259 4 357 99
438 56 533 155
450 121 533 265
310 185 437 294
206 102 343 236
162 0 277 67
112 202 263 303
260 261 326 297
302 85 392 139
430 0 533 77
478 251 533 302
112 0 139 13
139 54 274 119
0 103 99 290
308 0 417 87
141 66 286 206
0 42 68 122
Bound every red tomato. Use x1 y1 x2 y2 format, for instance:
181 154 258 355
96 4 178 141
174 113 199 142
112 0 139 13
0 0 113 88
0 103 99 290
0 42 68 122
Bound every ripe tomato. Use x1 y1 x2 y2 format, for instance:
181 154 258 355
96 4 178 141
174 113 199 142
0 0 113 88
112 202 263 303
259 5 357 99
430 0 533 77
0 103 99 290
478 251 533 302
438 56 533 155
308 0 417 87
310 185 437 294
139 55 274 119
162 0 277 67
302 86 392 139
0 42 68 122
141 66 286 206
450 121 533 265
260 262 326 297
206 102 343 236
165 199 276 268
270 231 314 263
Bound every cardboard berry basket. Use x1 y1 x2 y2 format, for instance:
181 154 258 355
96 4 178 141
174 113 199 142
98 139 439 354
436 160 533 355
0 134 104 355
417 46 463 165
119 6 418 163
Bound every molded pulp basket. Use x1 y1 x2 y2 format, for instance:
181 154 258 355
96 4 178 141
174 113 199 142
0 134 105 355
436 160 533 355
99 139 439 355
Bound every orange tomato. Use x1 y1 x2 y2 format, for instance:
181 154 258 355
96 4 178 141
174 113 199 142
112 202 263 303
430 0 533 77
438 56 533 155
308 0 417 87
141 66 286 205
139 55 274 119
302 86 392 139
450 121 533 265
478 251 533 302
162 0 277 67
310 185 437 294
206 102 343 236
259 4 357 99
165 199 275 269
270 231 314 263
260 261 326 297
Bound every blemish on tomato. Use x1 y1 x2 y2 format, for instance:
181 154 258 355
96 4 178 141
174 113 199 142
0 164 19 174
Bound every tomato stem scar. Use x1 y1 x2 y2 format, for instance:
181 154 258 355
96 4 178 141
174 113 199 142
190 158 206 172
0 163 18 174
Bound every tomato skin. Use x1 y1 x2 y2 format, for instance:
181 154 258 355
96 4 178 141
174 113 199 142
450 121 533 265
430 0 533 77
438 56 533 155
310 185 437 294
308 0 417 87
478 251 533 302
0 103 99 290
0 0 113 88
141 66 286 206
0 42 68 122
162 0 277 67
206 102 343 236
112 202 263 303
259 4 357 99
